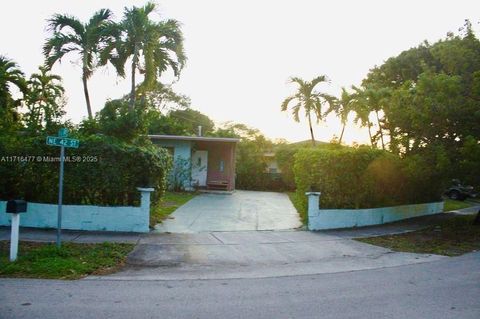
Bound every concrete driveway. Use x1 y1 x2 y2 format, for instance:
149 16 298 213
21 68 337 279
154 190 302 233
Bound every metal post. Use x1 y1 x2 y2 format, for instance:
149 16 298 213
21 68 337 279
10 214 20 261
56 145 65 248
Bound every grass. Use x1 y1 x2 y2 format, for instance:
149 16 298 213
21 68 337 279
356 214 480 256
150 191 197 227
287 192 307 225
0 241 134 279
443 198 475 212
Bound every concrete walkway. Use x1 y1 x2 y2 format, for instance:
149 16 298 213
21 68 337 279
154 190 302 233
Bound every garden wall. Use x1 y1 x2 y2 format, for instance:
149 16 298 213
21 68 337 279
306 192 444 230
0 188 153 233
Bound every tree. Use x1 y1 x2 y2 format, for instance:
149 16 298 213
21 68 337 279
43 9 114 119
24 66 65 133
102 2 186 110
328 87 353 144
281 76 336 145
168 108 215 136
0 56 27 130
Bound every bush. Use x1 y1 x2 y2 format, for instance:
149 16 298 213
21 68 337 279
276 142 344 191
293 147 444 212
0 134 171 206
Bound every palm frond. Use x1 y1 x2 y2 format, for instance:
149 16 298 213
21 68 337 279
281 96 295 112
47 14 84 35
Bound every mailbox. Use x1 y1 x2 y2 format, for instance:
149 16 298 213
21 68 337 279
6 200 27 214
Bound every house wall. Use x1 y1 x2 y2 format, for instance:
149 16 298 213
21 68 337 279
152 140 193 190
196 141 236 191
153 140 192 162
265 158 281 173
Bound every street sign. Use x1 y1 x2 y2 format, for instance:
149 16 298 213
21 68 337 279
45 128 80 247
46 136 79 148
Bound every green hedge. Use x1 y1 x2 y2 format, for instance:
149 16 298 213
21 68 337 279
0 134 171 206
293 147 445 212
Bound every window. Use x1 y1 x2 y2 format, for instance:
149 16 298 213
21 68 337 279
219 160 224 172
269 168 277 174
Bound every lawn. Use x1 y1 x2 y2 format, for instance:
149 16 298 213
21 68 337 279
0 241 134 279
443 199 476 212
150 191 197 227
287 192 307 225
356 214 480 256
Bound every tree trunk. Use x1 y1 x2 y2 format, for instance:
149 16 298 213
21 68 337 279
129 60 137 112
367 120 375 147
375 110 385 150
308 113 315 146
82 73 93 119
339 123 346 144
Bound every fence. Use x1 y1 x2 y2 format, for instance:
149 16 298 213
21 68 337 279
0 188 154 233
306 192 444 230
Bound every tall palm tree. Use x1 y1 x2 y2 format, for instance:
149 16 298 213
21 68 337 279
0 56 27 128
350 85 375 147
362 86 391 150
101 2 186 110
0 56 27 110
25 66 65 131
281 76 336 145
327 87 353 144
43 9 113 119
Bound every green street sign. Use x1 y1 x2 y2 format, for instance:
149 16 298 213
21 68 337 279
46 136 80 148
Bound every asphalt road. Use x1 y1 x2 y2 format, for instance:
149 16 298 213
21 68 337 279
1 252 479 319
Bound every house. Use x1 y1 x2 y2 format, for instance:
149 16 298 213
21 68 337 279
149 134 240 191
263 140 329 177
263 152 281 174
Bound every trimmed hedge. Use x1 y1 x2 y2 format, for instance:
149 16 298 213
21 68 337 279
0 134 171 206
293 147 444 212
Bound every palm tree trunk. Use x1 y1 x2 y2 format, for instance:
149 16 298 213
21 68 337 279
367 120 374 147
129 60 136 111
339 123 346 144
375 110 385 150
308 113 315 146
82 73 93 119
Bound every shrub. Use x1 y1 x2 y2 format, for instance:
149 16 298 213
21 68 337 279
0 134 171 206
293 147 444 212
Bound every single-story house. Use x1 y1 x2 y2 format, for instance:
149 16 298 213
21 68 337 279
149 134 240 191
263 152 282 174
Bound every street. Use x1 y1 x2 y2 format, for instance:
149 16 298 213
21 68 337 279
1 252 479 319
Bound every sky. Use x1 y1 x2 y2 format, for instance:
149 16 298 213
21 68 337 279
1 0 479 144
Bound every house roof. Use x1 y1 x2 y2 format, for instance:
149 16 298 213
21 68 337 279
149 134 240 143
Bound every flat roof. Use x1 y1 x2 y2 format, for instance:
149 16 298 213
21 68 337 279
148 134 240 143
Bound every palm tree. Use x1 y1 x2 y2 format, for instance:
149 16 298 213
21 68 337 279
25 66 65 131
43 9 114 119
327 87 353 144
101 2 186 110
0 56 27 128
0 56 27 110
350 85 375 147
281 76 336 145
362 86 391 150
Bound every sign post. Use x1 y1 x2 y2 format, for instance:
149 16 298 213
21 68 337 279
46 128 79 247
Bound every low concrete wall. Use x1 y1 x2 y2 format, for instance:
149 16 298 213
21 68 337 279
0 188 154 233
306 192 444 231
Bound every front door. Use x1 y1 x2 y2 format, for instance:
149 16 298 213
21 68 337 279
191 150 208 187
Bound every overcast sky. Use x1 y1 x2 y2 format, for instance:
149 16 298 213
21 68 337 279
1 0 479 143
